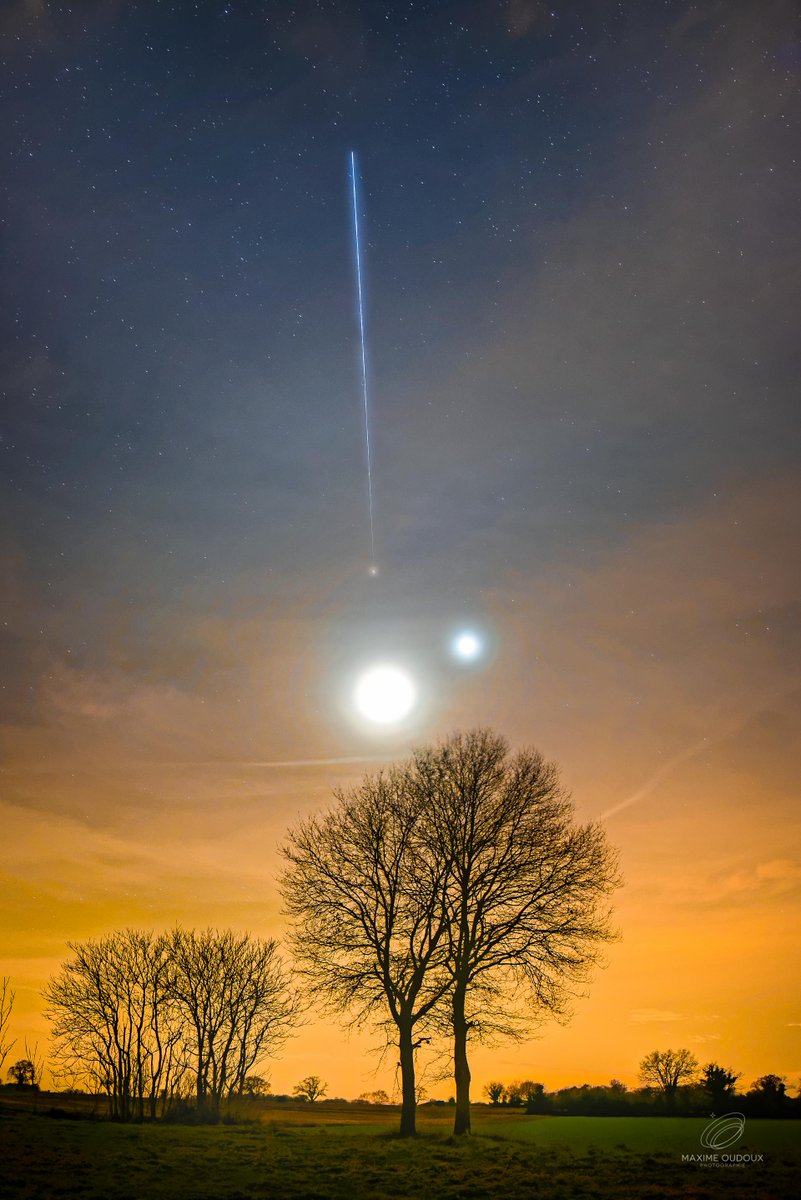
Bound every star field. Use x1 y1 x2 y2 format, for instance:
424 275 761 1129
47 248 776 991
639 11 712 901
1 0 800 1097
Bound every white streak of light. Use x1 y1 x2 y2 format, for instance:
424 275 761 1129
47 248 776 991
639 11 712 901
349 150 376 563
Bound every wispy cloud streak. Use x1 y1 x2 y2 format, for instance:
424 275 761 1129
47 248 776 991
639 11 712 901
601 680 801 820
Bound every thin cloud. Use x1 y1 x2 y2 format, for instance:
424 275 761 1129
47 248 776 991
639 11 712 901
137 756 391 769
628 1009 684 1023
601 680 801 820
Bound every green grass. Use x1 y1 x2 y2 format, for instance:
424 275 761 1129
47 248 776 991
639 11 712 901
474 1112 800 1157
0 1106 798 1199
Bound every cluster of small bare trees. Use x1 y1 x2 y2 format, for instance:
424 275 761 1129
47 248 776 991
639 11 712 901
281 729 620 1137
43 928 298 1121
483 1079 545 1106
356 1088 390 1104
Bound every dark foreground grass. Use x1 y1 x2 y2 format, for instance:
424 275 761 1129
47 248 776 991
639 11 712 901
0 1109 798 1200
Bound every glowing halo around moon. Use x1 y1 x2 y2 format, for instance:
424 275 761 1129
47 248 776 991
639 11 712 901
354 664 416 725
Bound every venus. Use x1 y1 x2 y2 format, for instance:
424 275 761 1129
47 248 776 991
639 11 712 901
453 631 481 661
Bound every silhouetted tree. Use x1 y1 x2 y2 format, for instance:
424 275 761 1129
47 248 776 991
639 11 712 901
748 1073 788 1115
7 1058 35 1087
751 1073 787 1096
281 771 453 1137
241 1074 270 1097
170 928 298 1120
411 730 620 1134
639 1048 699 1105
357 1088 390 1104
524 1081 548 1112
701 1062 740 1106
506 1078 546 1108
483 1081 505 1104
292 1074 327 1102
0 977 14 1078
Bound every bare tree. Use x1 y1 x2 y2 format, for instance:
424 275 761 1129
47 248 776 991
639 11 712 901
411 730 620 1134
23 1038 45 1089
292 1074 327 1102
518 1080 545 1105
44 931 184 1121
241 1073 270 1097
504 1080 525 1107
7 1058 35 1087
281 770 453 1136
169 928 298 1120
0 977 15 1077
639 1048 699 1103
483 1081 505 1104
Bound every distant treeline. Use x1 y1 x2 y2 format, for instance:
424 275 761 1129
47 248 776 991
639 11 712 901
483 1066 801 1118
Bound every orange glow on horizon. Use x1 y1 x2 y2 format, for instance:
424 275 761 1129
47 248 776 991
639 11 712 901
2 477 800 1100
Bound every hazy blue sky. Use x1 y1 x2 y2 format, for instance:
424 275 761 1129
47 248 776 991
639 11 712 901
2 0 800 1095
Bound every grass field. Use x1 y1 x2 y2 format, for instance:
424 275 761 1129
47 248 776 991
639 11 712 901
0 1100 798 1199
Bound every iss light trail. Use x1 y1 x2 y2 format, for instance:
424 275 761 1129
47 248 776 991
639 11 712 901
343 155 487 729
349 150 377 571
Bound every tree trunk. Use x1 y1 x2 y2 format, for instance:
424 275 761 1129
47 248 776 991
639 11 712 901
398 1022 417 1137
452 987 471 1135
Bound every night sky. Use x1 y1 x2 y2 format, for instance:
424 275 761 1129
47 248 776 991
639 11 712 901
2 0 800 1096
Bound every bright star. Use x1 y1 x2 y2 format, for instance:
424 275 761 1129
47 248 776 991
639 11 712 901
453 631 481 661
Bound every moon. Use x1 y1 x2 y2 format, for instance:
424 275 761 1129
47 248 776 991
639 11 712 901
354 664 416 725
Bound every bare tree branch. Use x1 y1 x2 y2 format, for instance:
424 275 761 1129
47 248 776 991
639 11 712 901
0 976 15 1077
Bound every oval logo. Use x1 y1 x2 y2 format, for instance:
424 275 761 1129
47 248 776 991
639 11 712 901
700 1112 746 1150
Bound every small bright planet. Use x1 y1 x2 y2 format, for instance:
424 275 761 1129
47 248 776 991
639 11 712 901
453 631 482 661
354 664 416 725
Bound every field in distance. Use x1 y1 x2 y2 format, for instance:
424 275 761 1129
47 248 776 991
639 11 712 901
0 1098 798 1200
